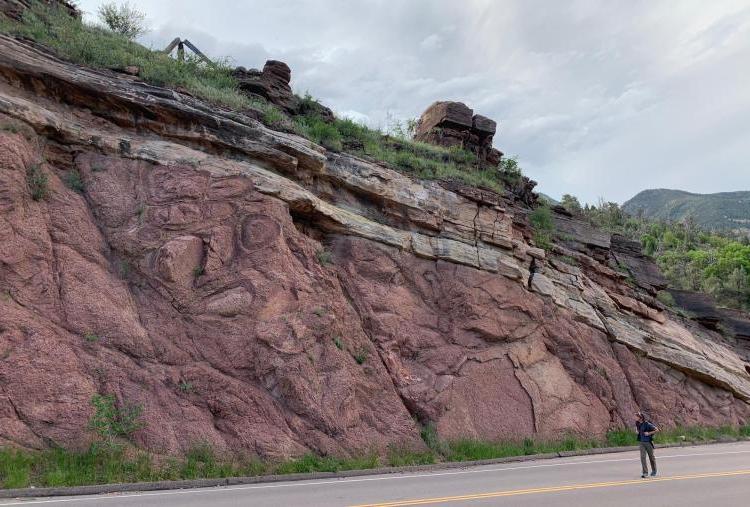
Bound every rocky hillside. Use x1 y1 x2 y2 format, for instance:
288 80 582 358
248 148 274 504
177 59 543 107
1 25 750 459
623 189 750 233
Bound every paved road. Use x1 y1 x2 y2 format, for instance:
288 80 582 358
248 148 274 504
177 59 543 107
3 441 750 506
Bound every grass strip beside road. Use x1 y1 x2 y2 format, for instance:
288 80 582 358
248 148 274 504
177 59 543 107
1 425 749 489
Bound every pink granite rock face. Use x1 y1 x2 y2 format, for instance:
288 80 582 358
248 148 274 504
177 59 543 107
0 133 422 457
0 35 749 462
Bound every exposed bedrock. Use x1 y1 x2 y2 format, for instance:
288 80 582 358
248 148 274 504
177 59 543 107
0 35 749 459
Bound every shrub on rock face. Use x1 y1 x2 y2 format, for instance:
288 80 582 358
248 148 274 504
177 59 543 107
88 394 143 448
530 204 554 251
26 163 48 201
64 169 85 193
97 2 147 40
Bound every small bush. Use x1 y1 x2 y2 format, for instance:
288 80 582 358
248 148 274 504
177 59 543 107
557 255 578 266
332 335 343 350
83 332 100 343
26 164 49 201
193 266 204 277
656 290 676 308
118 259 132 278
529 204 554 251
97 1 147 40
88 394 143 448
64 170 85 193
316 249 333 266
262 106 286 128
178 381 194 393
1 123 19 134
295 115 342 151
354 350 368 365
420 423 449 455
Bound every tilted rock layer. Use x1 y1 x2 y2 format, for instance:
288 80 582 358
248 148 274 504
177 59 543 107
0 35 749 459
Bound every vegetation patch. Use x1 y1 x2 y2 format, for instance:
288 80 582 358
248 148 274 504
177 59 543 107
1 424 747 489
315 249 333 266
178 381 194 394
25 163 49 201
529 204 554 251
83 332 100 343
573 198 750 312
292 102 518 193
88 394 143 449
332 335 343 350
0 2 275 113
354 349 368 365
1 123 19 134
64 169 85 193
1 5 528 197
556 255 579 266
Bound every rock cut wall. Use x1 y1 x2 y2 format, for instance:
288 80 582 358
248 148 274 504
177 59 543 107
0 35 749 459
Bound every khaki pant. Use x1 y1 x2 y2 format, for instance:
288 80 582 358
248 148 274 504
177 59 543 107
640 441 656 475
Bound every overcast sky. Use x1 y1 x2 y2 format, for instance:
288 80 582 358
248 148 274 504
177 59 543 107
77 0 750 203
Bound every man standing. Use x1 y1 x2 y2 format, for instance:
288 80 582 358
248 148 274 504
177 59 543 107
636 411 659 478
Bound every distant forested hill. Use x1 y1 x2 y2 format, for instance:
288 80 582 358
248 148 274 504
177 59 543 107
622 189 750 233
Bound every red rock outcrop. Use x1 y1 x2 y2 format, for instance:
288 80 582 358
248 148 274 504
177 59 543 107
233 60 297 113
414 101 503 166
1 34 749 461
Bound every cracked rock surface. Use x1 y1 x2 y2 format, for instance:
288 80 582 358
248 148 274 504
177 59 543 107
1 35 749 458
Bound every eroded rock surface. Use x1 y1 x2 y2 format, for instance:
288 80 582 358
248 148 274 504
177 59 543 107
1 35 749 459
414 101 503 166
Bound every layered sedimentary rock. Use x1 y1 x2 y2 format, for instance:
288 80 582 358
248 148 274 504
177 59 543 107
233 60 297 113
669 291 750 347
1 34 749 460
413 101 503 166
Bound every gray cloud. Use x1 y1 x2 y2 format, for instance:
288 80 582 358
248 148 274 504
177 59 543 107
76 0 750 203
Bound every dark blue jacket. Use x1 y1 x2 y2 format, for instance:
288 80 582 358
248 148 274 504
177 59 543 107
636 421 657 442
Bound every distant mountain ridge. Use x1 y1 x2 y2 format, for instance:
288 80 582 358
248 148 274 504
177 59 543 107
622 189 750 232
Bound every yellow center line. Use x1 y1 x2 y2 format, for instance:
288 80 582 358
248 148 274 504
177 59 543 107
348 469 750 507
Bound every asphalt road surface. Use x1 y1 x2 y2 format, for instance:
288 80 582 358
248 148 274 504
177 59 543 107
3 441 750 507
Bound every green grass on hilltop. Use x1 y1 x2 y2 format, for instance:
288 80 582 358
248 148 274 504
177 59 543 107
3 424 748 489
0 2 275 113
295 111 509 192
0 3 515 194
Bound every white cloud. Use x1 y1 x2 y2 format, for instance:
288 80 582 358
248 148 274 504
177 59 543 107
75 0 750 204
420 34 443 51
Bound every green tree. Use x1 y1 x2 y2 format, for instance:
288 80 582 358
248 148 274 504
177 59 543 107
641 234 657 256
97 2 147 40
560 194 582 215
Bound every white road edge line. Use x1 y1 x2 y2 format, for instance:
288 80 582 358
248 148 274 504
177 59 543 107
3 446 750 505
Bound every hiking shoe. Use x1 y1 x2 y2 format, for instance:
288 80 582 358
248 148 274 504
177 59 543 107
641 473 648 478
650 471 657 477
